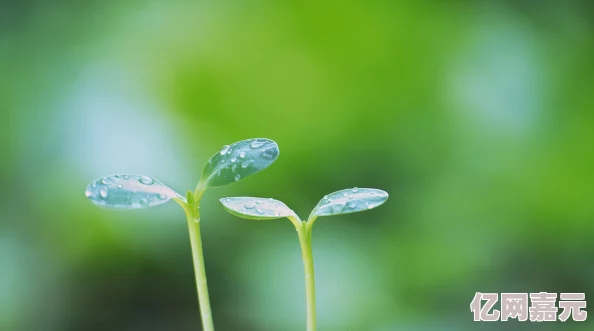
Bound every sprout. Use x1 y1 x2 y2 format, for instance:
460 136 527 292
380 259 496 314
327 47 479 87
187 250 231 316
84 138 280 331
219 188 388 331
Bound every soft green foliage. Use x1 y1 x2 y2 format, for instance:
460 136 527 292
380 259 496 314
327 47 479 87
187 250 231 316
219 197 296 220
308 188 389 221
84 174 182 209
200 138 279 188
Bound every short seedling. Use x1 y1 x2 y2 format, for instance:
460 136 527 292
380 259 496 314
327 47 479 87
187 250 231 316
84 138 280 331
219 187 389 331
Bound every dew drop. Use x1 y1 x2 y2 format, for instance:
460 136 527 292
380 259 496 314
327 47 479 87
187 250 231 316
91 183 97 188
140 197 149 206
220 159 225 163
250 139 267 149
234 174 241 181
343 192 348 197
227 149 233 155
231 157 237 163
239 152 246 158
139 176 155 185
99 188 108 199
84 189 92 198
231 164 237 172
268 198 273 202
157 193 167 200
260 148 276 160
332 204 344 213
348 202 356 208
352 187 358 193
323 195 328 200
123 175 130 179
100 178 108 185
256 208 264 214
256 199 264 204
117 184 123 189
241 160 253 168
225 198 231 202
219 145 230 155
245 204 255 209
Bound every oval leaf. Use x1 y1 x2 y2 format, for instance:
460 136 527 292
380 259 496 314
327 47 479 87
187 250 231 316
201 138 279 187
308 188 389 219
219 197 295 220
85 174 182 209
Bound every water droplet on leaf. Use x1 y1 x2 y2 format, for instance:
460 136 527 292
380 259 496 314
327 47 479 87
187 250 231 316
241 160 253 168
219 145 230 155
139 176 155 185
332 204 344 213
250 139 267 149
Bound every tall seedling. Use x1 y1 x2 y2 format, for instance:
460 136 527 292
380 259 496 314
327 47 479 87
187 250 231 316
85 138 280 331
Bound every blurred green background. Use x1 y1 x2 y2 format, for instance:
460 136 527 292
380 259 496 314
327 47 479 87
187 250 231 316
1 1 593 330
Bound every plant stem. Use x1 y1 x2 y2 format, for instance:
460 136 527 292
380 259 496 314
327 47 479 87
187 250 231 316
297 222 317 331
184 191 215 331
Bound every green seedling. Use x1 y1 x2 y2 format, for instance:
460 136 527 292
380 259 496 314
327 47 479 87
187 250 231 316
84 138 280 331
219 187 389 331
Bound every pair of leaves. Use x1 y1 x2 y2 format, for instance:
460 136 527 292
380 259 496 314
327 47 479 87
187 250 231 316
219 188 389 222
85 138 279 209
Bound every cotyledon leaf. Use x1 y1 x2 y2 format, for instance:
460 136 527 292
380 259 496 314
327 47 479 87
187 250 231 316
219 197 296 220
308 188 389 220
201 138 279 188
85 174 183 209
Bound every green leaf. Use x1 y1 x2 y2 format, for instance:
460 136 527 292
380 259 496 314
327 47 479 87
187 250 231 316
308 188 389 220
85 174 182 209
201 138 279 188
219 197 296 220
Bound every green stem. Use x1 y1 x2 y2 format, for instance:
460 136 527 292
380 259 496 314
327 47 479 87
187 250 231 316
183 187 215 331
297 222 317 331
